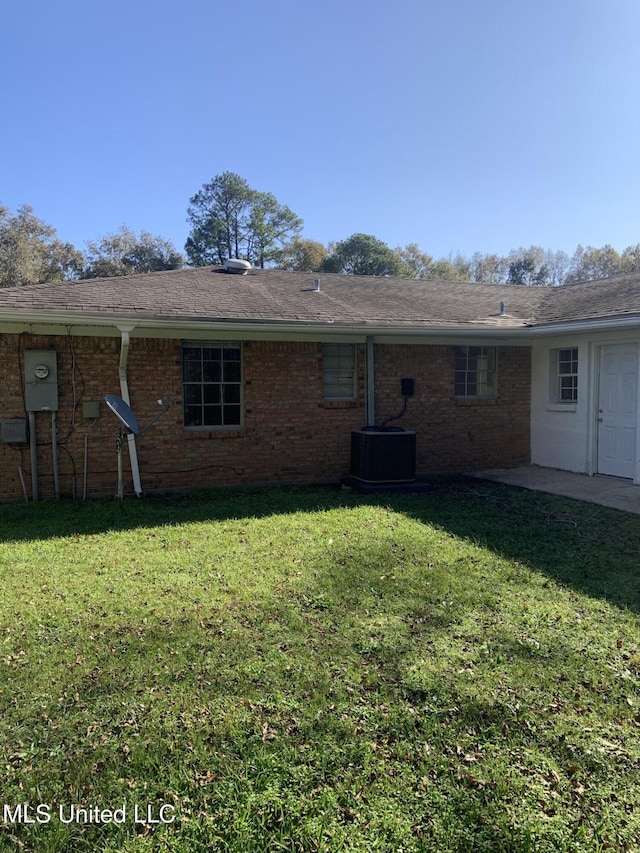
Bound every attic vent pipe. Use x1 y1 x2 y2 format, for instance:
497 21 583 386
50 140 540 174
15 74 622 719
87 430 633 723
313 278 320 292
225 258 252 275
499 301 505 316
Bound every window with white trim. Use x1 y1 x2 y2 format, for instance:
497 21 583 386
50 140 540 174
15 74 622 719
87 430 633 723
454 346 497 398
323 343 356 400
182 341 242 428
552 347 578 403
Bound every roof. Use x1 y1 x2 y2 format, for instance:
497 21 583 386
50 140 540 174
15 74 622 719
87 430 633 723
533 273 640 325
0 266 639 335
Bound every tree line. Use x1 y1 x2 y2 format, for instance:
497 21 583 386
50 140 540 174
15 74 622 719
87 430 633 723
2 172 640 287
0 205 184 288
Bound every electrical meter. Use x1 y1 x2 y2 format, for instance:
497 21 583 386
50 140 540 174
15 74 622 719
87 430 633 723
24 350 59 411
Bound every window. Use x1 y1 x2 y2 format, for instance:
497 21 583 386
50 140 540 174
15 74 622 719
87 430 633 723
554 347 578 403
323 343 356 400
182 341 242 428
454 346 497 398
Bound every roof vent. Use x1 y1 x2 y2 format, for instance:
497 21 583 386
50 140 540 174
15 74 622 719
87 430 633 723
313 278 320 292
499 301 505 316
225 258 252 275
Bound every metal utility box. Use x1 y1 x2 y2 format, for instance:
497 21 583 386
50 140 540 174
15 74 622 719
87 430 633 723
82 400 101 419
24 350 59 411
351 427 417 483
1 418 28 444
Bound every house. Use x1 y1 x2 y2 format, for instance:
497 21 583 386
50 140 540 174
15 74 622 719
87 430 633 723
0 263 639 501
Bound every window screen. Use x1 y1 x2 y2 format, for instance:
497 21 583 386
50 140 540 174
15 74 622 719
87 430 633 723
323 343 356 399
454 346 497 397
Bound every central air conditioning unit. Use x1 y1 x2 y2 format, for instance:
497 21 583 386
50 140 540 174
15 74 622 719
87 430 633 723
350 427 416 483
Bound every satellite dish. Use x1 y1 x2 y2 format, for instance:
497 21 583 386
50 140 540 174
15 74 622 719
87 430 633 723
104 393 175 502
104 394 140 436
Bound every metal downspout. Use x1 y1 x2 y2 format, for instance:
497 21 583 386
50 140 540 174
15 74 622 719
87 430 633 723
118 329 143 496
366 335 375 426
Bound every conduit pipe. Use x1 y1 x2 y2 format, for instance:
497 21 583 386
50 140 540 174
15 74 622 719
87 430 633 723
366 335 375 427
28 411 38 502
51 411 60 500
83 434 88 500
118 328 143 496
18 467 29 503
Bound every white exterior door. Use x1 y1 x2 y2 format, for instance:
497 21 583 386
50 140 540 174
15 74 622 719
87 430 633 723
597 343 638 478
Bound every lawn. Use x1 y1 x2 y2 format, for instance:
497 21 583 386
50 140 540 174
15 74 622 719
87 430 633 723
0 481 639 852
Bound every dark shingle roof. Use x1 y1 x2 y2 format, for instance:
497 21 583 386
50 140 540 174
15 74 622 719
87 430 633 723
533 273 640 325
0 267 543 328
0 266 639 330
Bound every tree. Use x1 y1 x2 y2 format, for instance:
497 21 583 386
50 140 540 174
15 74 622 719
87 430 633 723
620 244 640 275
185 172 302 268
82 226 184 278
565 244 622 283
541 249 571 286
322 233 409 277
507 247 549 285
0 204 83 287
394 243 433 279
469 252 509 284
247 192 304 269
429 254 471 281
275 236 327 271
186 172 252 266
395 246 472 281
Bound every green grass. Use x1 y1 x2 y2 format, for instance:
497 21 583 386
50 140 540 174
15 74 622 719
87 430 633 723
0 480 639 852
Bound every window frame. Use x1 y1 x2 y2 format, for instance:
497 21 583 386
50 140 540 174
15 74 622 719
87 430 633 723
454 345 497 399
182 340 243 430
322 343 356 401
550 346 579 405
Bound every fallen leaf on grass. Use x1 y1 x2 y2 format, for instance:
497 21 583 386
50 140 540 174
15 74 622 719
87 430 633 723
195 769 219 786
261 722 276 742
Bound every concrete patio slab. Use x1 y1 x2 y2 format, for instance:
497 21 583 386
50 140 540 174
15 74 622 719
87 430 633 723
467 465 640 516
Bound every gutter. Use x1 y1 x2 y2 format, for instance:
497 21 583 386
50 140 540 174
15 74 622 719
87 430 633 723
527 315 640 336
0 310 535 339
117 327 143 496
2 309 640 340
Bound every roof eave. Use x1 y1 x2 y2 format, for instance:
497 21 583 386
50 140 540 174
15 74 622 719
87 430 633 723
0 309 533 339
529 314 640 335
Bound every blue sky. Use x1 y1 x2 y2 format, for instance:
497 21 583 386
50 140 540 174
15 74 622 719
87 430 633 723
3 0 640 261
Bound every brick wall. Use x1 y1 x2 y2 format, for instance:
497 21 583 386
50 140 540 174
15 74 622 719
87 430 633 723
374 344 531 473
0 333 530 501
0 334 123 501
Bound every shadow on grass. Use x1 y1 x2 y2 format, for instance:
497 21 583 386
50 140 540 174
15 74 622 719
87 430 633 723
0 484 350 542
1 479 639 614
2 479 639 851
3 567 635 853
397 479 640 615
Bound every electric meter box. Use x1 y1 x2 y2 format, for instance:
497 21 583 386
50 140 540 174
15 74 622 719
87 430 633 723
24 350 59 411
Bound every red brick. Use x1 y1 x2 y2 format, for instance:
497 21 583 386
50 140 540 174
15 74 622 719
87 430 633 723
0 335 530 500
